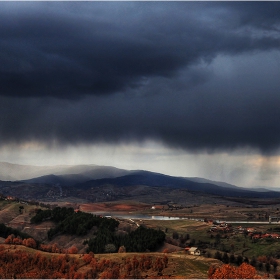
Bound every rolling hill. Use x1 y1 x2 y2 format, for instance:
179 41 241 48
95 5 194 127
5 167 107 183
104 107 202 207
74 170 280 198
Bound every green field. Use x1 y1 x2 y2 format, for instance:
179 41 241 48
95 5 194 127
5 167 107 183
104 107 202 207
143 219 280 261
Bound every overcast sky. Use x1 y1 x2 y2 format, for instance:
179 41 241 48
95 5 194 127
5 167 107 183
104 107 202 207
1 2 280 188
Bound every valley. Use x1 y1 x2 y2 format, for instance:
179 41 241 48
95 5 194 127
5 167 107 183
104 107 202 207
1 162 280 278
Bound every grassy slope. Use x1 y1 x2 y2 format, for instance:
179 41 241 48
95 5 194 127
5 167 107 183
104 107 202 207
141 219 280 262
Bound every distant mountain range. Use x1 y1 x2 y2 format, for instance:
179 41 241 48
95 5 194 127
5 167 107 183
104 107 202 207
0 162 280 201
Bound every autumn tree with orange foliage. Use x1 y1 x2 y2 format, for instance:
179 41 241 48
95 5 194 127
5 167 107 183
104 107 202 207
67 245 78 254
12 236 22 245
208 262 262 279
22 237 37 248
39 243 52 252
83 253 93 264
4 234 15 244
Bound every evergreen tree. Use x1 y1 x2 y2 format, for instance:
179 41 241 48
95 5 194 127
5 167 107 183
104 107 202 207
236 255 243 266
222 252 229 264
214 251 222 261
229 254 235 264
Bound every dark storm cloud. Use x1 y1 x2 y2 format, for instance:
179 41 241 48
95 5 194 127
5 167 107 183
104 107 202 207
0 2 280 98
1 2 280 153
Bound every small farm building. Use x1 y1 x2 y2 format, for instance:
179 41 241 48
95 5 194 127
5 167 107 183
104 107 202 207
187 247 201 256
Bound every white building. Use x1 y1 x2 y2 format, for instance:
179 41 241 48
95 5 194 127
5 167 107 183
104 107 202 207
188 247 201 256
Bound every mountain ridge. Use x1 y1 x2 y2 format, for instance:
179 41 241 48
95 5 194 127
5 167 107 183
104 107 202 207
1 162 280 201
73 170 280 198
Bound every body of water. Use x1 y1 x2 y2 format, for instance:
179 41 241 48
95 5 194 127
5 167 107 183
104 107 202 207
90 211 280 224
90 212 185 220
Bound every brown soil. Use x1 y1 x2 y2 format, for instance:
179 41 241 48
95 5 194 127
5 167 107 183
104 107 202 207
80 201 150 213
157 242 183 253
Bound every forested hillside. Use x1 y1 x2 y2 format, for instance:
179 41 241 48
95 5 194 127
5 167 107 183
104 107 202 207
31 206 165 253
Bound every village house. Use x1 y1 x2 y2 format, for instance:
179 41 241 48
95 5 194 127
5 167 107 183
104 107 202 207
185 247 201 256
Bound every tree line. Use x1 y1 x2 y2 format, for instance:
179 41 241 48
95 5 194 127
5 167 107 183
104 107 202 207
86 225 166 253
4 234 79 254
210 250 279 274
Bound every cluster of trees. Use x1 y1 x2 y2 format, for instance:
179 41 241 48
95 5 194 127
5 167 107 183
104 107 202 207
211 250 279 274
47 210 117 240
86 225 166 254
127 226 166 252
5 234 37 248
31 206 119 240
212 251 246 266
4 234 79 254
30 208 53 223
208 262 261 279
255 255 278 273
0 246 168 279
39 243 78 254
